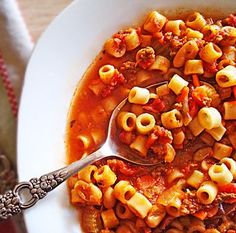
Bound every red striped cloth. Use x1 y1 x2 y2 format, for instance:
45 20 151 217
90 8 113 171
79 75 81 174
0 54 18 118
0 0 33 232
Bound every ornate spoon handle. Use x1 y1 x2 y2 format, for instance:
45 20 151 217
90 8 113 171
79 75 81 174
0 150 104 220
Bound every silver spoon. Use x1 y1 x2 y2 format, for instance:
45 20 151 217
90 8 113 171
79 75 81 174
0 81 167 220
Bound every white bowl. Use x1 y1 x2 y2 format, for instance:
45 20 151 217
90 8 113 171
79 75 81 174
18 0 236 232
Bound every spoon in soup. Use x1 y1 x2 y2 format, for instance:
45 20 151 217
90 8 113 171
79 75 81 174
0 81 167 220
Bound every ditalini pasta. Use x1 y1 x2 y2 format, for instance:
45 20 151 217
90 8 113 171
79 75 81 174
67 10 236 232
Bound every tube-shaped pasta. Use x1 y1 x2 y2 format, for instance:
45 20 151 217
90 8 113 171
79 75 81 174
94 165 117 188
206 123 226 141
70 188 85 204
220 26 236 46
161 109 183 129
149 55 170 74
188 116 204 136
145 205 166 228
99 64 115 84
101 209 119 229
173 40 199 68
136 113 156 134
167 169 184 184
187 170 204 189
115 202 134 219
196 181 218 204
173 130 185 145
194 147 213 161
117 111 137 131
165 20 185 36
124 28 141 51
221 157 236 179
128 87 150 104
184 60 204 75
150 93 157 99
216 65 236 87
74 180 103 205
156 84 170 97
165 143 176 163
143 11 167 33
213 142 233 160
224 101 236 120
201 24 220 38
130 135 148 156
199 42 222 64
102 95 118 114
104 38 126 58
167 229 183 233
91 128 105 145
77 134 92 150
126 192 152 219
77 165 97 183
186 28 203 39
113 180 136 204
103 187 116 209
208 163 233 185
218 58 235 70
223 46 236 61
168 74 189 95
186 12 206 30
197 107 222 130
201 159 212 172
201 159 212 171
166 197 181 217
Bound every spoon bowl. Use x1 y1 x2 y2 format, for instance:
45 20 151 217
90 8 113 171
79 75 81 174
0 81 167 220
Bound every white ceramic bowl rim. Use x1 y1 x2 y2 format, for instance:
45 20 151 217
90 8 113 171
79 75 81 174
18 0 236 232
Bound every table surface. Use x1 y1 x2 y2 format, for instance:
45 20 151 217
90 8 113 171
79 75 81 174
18 0 71 41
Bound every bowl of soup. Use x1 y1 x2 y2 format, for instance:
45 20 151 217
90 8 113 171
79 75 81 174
18 0 236 232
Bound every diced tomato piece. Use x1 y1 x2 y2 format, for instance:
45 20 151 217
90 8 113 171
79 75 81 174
203 61 218 74
176 86 189 103
153 32 165 45
225 14 236 27
218 183 236 193
193 210 208 220
143 98 165 113
146 132 159 148
188 98 199 118
136 175 156 190
136 26 142 36
146 126 173 148
207 206 219 218
192 74 200 87
119 130 135 145
192 88 207 107
110 72 126 86
107 160 140 176
233 86 236 99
